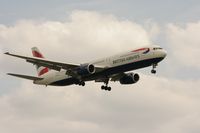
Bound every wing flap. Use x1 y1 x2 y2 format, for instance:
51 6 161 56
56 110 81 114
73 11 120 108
7 73 43 80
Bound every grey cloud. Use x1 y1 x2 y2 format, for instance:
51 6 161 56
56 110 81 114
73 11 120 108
0 10 200 133
0 10 152 74
166 22 200 69
0 74 200 133
0 11 152 55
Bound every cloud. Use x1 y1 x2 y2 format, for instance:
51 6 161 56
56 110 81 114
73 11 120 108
0 10 152 60
0 10 156 132
166 21 200 69
143 19 160 40
0 74 200 133
0 10 153 74
0 47 2 60
0 10 200 133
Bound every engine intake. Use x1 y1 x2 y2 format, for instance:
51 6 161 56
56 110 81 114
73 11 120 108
120 73 140 85
76 64 95 76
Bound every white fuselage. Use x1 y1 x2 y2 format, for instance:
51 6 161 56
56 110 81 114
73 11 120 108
34 45 167 86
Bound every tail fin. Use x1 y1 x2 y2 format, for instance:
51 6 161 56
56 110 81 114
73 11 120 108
31 47 50 76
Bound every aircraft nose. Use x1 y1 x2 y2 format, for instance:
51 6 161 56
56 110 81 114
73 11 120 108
162 49 167 58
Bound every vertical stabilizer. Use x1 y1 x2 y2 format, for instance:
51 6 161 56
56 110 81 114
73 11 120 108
31 47 49 76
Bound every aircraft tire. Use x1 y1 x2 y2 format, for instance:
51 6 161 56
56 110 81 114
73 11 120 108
107 87 111 91
151 70 156 74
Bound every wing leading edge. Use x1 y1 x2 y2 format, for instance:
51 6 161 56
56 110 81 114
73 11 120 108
5 52 81 71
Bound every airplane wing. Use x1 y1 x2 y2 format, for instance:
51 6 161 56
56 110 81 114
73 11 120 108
5 52 79 71
5 52 104 74
7 73 43 80
110 73 126 82
94 73 125 83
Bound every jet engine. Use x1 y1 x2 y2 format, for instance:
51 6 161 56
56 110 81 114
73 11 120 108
76 64 95 76
119 73 140 84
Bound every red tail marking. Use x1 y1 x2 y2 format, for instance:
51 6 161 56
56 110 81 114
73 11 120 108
38 67 49 76
32 51 44 58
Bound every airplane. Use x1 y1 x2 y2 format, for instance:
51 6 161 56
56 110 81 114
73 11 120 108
5 45 167 91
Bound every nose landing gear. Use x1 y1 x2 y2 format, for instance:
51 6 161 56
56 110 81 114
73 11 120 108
151 64 157 74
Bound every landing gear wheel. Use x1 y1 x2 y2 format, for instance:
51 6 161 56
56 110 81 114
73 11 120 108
79 81 85 86
101 85 105 90
107 87 111 91
81 82 85 86
151 69 156 74
101 85 112 91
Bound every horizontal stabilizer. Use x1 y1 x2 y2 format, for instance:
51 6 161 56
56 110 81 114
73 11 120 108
7 73 43 81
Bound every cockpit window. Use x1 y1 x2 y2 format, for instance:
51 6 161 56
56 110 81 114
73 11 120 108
153 47 162 50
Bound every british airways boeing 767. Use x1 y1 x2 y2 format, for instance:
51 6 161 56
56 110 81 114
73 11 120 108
5 45 167 91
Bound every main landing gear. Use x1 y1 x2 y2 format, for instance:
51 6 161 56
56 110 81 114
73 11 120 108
101 78 112 91
78 81 85 86
101 85 111 91
151 64 157 74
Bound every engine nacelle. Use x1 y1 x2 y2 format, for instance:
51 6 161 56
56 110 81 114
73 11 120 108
119 73 140 85
76 64 95 76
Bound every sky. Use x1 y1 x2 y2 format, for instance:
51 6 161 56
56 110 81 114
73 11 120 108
0 0 200 133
